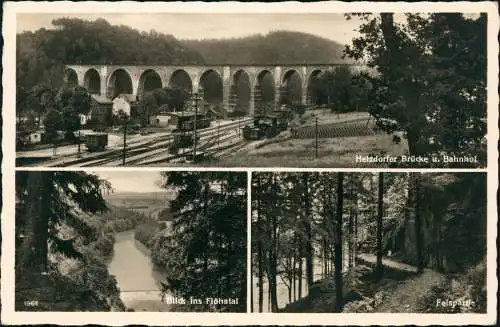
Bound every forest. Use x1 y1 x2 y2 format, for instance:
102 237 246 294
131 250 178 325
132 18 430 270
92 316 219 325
251 172 486 313
16 18 204 92
14 171 150 311
183 30 348 65
133 172 247 312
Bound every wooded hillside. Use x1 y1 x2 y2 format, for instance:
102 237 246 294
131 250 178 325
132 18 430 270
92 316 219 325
17 18 205 91
183 31 350 65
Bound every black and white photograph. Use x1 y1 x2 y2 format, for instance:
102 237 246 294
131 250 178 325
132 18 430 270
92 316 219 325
2 1 498 326
14 170 247 312
250 172 487 313
14 11 488 168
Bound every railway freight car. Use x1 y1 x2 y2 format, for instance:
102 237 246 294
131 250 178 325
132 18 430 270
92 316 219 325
242 115 280 140
168 112 212 131
168 130 200 154
85 133 108 152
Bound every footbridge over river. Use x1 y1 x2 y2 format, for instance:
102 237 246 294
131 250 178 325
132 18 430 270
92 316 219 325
65 63 368 115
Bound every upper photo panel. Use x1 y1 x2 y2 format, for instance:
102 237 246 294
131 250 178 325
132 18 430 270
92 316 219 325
15 12 489 168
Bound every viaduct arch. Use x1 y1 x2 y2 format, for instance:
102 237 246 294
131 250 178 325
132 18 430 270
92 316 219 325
65 63 366 116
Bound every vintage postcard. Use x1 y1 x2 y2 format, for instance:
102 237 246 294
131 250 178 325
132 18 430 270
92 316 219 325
1 1 498 326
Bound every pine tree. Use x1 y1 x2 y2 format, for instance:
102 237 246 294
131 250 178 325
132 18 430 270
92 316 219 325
155 172 247 312
334 172 344 312
376 172 384 278
15 171 110 275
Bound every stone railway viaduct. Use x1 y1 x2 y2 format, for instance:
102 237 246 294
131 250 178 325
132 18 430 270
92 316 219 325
65 63 367 115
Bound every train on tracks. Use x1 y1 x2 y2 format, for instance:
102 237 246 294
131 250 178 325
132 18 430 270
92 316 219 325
169 112 212 131
85 133 109 152
242 109 290 141
167 112 209 154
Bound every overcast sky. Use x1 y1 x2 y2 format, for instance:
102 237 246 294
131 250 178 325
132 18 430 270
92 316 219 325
95 171 164 193
16 13 365 45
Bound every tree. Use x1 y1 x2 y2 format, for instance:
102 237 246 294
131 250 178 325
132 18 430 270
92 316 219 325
334 172 344 312
376 172 384 278
154 172 247 312
15 171 110 275
255 174 265 312
344 13 486 165
43 109 64 143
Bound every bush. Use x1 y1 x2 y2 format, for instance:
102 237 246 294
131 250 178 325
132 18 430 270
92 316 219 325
134 222 158 248
464 260 486 312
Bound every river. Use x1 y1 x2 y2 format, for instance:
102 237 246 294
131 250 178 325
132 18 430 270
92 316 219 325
107 230 171 311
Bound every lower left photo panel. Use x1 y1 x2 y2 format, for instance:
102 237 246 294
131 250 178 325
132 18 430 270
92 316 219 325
14 170 247 312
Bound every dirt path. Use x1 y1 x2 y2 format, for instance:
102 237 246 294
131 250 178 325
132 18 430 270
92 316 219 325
357 253 418 272
374 270 445 312
356 253 445 312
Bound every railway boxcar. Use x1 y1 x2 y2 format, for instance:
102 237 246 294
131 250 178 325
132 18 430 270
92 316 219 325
181 116 211 130
169 112 212 131
242 115 280 140
168 130 200 154
85 133 108 152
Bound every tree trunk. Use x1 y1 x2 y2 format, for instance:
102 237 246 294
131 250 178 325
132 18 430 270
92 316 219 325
334 172 344 312
348 209 353 269
250 253 254 312
298 257 303 299
269 215 278 312
18 172 50 275
323 239 327 277
414 174 424 273
302 173 314 289
354 207 358 268
288 257 292 303
292 254 296 301
348 176 354 270
380 14 398 55
379 13 424 156
376 172 384 279
256 176 264 312
34 173 50 273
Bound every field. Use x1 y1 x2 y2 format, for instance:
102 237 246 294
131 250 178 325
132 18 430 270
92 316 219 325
104 191 175 216
219 133 408 168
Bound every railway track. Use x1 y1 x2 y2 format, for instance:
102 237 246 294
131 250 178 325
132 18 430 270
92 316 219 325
137 131 248 166
33 118 253 167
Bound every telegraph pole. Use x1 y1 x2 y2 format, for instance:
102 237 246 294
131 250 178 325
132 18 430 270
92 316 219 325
217 119 220 150
315 116 318 159
77 130 81 157
122 121 127 165
193 94 198 161
192 88 203 161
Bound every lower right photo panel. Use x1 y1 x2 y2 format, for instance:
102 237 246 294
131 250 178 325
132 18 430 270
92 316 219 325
250 172 486 313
